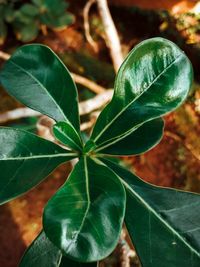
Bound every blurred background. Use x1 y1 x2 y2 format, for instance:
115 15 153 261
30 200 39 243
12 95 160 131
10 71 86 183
0 0 200 266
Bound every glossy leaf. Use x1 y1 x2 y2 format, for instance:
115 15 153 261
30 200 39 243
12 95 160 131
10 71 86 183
53 121 83 152
0 44 80 131
102 159 200 267
95 118 164 155
20 230 98 267
88 38 193 153
0 128 76 204
43 156 126 262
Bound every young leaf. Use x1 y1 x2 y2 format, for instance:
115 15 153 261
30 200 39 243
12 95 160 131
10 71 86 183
20 230 98 267
0 44 80 132
102 159 200 267
89 38 193 153
53 121 83 152
0 128 77 204
95 118 164 155
43 156 126 262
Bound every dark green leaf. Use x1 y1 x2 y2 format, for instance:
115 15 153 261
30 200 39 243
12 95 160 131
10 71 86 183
88 38 193 153
60 258 98 267
0 127 76 204
43 156 126 262
95 118 164 155
102 158 200 267
53 121 83 152
0 44 80 132
20 230 98 267
43 0 67 14
19 231 62 267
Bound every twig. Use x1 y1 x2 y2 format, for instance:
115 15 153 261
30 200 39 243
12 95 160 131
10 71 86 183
0 51 10 60
81 110 100 131
71 72 105 94
83 0 99 53
0 50 106 94
0 49 112 124
81 120 95 131
96 0 123 72
79 89 112 115
119 229 137 267
0 108 40 124
0 90 113 123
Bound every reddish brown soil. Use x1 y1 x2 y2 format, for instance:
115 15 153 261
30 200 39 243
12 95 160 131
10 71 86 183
109 0 198 13
126 113 200 191
0 163 71 267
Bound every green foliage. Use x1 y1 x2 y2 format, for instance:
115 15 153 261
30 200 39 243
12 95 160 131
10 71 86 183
0 38 199 266
19 231 97 267
0 0 74 44
103 158 200 267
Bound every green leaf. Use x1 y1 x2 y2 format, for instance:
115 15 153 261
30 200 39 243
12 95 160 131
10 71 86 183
19 231 62 267
95 118 164 155
20 4 39 17
53 121 83 152
102 158 200 267
14 22 39 42
40 12 74 29
43 156 126 262
42 0 67 14
0 44 80 132
0 127 76 204
20 230 98 267
14 10 35 24
88 38 193 153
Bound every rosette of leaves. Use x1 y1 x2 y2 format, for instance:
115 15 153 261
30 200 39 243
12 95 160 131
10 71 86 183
0 0 74 43
0 38 200 267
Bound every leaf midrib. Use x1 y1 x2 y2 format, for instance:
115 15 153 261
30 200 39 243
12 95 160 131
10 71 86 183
9 60 69 122
0 152 77 161
122 179 200 258
66 156 91 249
93 53 182 144
94 122 144 153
